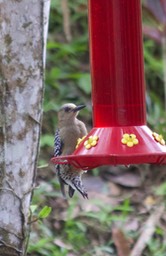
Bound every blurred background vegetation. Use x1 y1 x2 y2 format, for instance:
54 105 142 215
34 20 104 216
28 0 166 255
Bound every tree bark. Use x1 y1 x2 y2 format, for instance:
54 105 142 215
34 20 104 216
0 0 50 255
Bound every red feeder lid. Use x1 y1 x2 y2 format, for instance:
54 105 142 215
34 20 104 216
51 0 166 170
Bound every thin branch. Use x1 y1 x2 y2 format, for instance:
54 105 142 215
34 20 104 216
61 0 72 42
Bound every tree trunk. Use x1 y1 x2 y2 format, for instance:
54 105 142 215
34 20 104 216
0 0 50 255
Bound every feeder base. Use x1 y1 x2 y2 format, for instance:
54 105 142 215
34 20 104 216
51 125 166 170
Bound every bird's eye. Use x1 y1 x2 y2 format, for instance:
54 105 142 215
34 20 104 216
64 107 71 112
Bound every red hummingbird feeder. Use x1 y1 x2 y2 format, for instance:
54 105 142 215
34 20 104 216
51 0 166 170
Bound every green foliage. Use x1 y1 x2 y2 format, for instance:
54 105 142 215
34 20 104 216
77 73 91 94
65 221 88 251
81 198 133 226
155 182 166 196
146 237 166 256
146 90 166 136
29 183 166 256
40 134 55 148
144 39 163 82
38 206 52 219
30 205 38 213
30 205 52 223
143 39 166 137
29 184 133 256
40 0 91 164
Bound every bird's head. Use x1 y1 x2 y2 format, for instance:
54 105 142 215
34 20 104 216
58 103 85 121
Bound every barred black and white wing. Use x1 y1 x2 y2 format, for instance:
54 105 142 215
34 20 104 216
54 128 63 157
54 129 66 197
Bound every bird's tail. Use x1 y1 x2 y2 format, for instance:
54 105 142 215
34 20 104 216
68 186 75 198
70 177 88 199
56 165 67 198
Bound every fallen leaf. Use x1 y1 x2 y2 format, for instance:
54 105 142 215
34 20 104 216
112 227 131 256
54 238 73 250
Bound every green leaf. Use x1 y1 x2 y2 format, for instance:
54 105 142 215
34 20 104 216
38 206 52 219
78 73 91 94
30 205 38 213
37 164 49 169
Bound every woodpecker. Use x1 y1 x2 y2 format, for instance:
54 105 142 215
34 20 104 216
54 103 88 199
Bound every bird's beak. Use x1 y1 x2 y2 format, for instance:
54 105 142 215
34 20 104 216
73 104 86 112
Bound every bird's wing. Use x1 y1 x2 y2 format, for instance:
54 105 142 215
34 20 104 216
54 129 67 198
54 128 63 157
